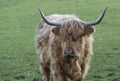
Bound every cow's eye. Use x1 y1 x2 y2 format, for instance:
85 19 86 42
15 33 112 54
79 35 82 38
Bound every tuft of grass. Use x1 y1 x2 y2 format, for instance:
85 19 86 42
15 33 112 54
0 0 120 81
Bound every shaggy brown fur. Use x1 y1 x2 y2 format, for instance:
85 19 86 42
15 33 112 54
35 14 94 81
60 20 84 41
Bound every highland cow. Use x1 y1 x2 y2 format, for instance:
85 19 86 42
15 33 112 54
35 6 108 81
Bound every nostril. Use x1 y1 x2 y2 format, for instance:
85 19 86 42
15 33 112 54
64 50 68 55
64 50 74 55
70 51 74 54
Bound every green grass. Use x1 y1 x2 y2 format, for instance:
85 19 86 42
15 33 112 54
0 0 120 81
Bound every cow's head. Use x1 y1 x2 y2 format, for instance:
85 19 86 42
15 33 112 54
39 6 108 60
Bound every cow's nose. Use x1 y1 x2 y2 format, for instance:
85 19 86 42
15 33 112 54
64 50 74 55
64 48 75 58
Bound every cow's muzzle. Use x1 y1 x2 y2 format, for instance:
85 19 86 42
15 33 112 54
64 47 77 58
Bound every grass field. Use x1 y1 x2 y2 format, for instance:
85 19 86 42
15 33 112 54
0 0 120 81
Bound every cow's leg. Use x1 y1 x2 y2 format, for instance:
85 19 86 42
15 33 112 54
41 64 51 81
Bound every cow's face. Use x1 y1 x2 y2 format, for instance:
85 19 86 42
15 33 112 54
60 34 83 60
52 20 94 60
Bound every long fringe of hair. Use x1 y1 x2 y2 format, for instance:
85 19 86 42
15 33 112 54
59 20 84 41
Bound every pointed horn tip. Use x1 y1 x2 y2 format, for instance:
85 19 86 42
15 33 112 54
102 5 109 15
105 5 109 8
38 9 42 14
83 5 108 26
38 8 40 12
37 9 62 26
104 5 109 11
38 9 45 20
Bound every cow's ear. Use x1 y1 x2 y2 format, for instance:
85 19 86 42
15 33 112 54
84 26 95 35
52 27 60 35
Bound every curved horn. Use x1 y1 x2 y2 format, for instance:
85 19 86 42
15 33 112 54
38 9 62 26
84 5 108 26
